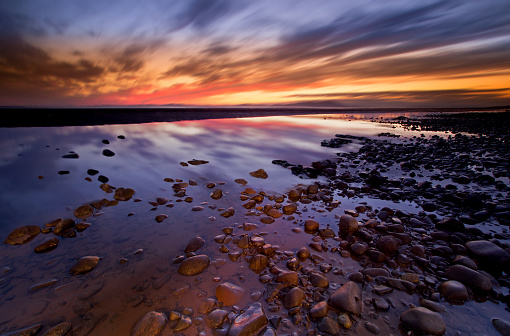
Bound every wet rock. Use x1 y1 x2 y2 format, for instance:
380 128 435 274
466 240 510 266
317 316 340 335
178 255 210 276
53 219 75 236
283 287 306 309
235 178 248 185
267 209 283 218
221 207 236 218
493 319 510 336
41 322 72 336
338 214 358 235
34 237 59 254
385 278 416 291
69 256 100 275
376 235 400 254
211 189 223 200
250 169 268 179
338 313 352 329
114 188 135 201
227 302 267 336
400 307 446 335
174 315 192 332
249 254 269 273
309 272 329 288
304 219 319 232
216 282 245 306
438 280 468 302
155 214 168 223
206 309 228 328
276 271 298 286
184 237 205 253
260 216 274 224
282 204 298 215
373 297 390 311
74 205 94 219
297 247 311 260
75 222 91 231
29 278 58 292
198 298 218 314
5 225 41 245
350 242 367 256
0 324 41 336
132 311 167 336
102 149 115 157
446 264 492 291
419 299 446 313
309 301 329 319
328 281 362 315
436 217 465 232
362 268 390 278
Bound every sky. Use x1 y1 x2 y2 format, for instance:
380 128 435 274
0 0 509 108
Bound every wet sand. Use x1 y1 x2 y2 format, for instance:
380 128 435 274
0 110 509 336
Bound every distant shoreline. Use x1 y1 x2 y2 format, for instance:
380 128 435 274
1 106 507 128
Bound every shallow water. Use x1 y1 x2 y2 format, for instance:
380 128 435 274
0 112 507 335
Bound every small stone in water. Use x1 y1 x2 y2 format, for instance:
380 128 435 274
155 214 168 223
102 149 115 157
34 237 59 254
5 225 41 245
249 169 268 179
41 322 72 336
220 207 235 218
74 205 94 219
178 255 210 276
69 256 100 275
132 311 167 336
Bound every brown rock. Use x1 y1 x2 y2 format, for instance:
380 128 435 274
34 237 59 254
249 254 268 273
249 169 268 179
69 256 100 275
304 219 319 232
309 301 329 319
438 280 469 302
178 255 210 276
211 189 223 200
338 215 358 235
283 287 306 309
206 309 228 328
216 282 245 306
227 302 268 336
282 203 298 215
41 322 72 336
53 219 75 235
132 311 167 336
276 271 298 286
74 205 94 219
114 188 135 201
376 235 400 254
184 237 205 253
328 281 362 315
445 264 492 291
221 207 236 218
5 225 41 245
400 307 446 335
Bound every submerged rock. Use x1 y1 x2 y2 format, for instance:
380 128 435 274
227 302 267 336
69 256 100 275
178 255 210 276
132 311 167 336
400 307 446 335
5 226 40 245
249 169 268 179
74 205 94 219
0 324 41 336
41 322 72 336
114 188 135 201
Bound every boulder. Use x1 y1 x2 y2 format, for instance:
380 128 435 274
438 280 469 302
400 307 446 335
466 240 510 266
216 282 245 306
227 303 267 336
338 215 358 235
445 264 492 291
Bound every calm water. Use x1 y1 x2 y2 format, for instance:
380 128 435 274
0 112 506 335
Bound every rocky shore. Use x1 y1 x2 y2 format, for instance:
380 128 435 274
1 111 509 335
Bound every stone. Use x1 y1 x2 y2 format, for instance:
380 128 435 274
338 214 358 235
206 309 228 328
350 242 367 255
216 282 245 306
69 256 100 275
227 302 268 336
34 237 59 254
53 219 75 235
282 204 298 215
309 272 329 288
317 316 340 335
184 237 205 253
74 205 94 219
41 322 72 336
338 313 352 329
436 217 465 232
174 315 192 332
283 287 306 309
114 188 135 201
211 189 223 200
376 235 400 254
445 264 492 291
102 149 115 157
400 307 446 335
155 214 168 223
249 169 268 179
276 271 298 286
297 247 310 260
29 278 58 292
466 240 510 266
249 254 268 273
438 280 469 302
309 301 328 319
132 311 167 336
328 281 362 315
0 324 41 336
221 207 236 218
178 255 210 276
493 319 510 336
235 179 248 185
304 219 319 232
5 226 41 245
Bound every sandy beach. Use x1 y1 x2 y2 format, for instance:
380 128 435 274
0 109 509 336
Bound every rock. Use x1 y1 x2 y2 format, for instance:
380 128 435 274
438 280 469 302
74 205 94 219
338 215 358 235
227 302 268 336
234 179 248 185
41 322 72 336
184 237 205 253
309 272 329 288
350 242 367 255
249 254 268 273
400 307 446 335
309 301 329 319
34 237 59 254
376 235 400 254
283 287 306 309
211 189 223 200
53 219 75 235
338 313 352 329
29 278 58 292
445 264 492 291
328 281 362 315
304 219 319 232
0 324 41 336
216 282 245 306
282 204 298 215
436 217 465 232
155 214 168 223
493 319 510 336
114 188 135 201
174 315 192 332
132 311 167 336
221 207 236 218
250 169 268 179
362 268 390 278
297 247 310 260
102 149 115 157
206 309 228 328
317 316 340 335
419 299 446 313
276 271 298 286
178 255 210 276
466 240 510 266
267 209 283 218
5 226 41 245
69 256 100 275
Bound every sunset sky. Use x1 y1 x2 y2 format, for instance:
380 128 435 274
1 0 509 108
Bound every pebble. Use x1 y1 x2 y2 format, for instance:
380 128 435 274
304 219 319 232
438 280 468 302
184 237 205 253
400 307 446 335
34 237 59 254
466 240 510 266
41 322 72 336
69 256 100 275
206 309 228 328
283 287 306 309
249 169 268 179
74 205 94 219
5 226 41 245
178 255 210 276
132 311 167 336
